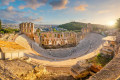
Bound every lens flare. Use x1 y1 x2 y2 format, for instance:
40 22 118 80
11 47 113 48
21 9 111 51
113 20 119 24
108 21 115 26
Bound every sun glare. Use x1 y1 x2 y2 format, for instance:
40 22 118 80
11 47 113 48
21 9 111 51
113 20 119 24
108 21 115 26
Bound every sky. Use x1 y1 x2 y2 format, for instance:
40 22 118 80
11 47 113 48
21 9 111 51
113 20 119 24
0 0 120 25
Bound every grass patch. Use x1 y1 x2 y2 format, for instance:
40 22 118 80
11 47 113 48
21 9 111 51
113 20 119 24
88 53 113 67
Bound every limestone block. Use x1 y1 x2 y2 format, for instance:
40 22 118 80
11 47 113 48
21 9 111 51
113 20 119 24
11 52 19 59
0 52 4 59
5 53 12 60
70 60 91 79
18 52 24 58
101 48 114 54
90 64 102 73
70 64 90 79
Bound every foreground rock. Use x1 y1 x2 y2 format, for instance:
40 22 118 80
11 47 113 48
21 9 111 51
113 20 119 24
90 64 102 73
70 60 91 79
0 59 75 80
0 60 33 78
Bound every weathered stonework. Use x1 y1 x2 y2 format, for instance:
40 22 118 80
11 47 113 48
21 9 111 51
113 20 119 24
19 22 92 49
40 31 77 48
19 22 34 40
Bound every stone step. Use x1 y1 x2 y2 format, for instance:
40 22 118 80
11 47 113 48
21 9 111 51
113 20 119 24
103 46 114 51
70 67 90 79
70 68 78 78
101 48 113 54
70 60 91 79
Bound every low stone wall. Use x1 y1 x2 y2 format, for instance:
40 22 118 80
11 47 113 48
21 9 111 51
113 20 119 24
0 52 24 60
88 47 120 80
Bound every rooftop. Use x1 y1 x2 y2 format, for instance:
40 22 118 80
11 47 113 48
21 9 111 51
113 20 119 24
0 40 26 53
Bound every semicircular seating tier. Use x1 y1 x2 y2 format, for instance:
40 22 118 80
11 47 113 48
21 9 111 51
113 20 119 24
15 33 104 61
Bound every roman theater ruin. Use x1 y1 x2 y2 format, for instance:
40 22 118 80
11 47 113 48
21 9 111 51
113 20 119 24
15 22 106 67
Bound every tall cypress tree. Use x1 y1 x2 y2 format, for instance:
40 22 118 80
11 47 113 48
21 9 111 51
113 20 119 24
0 20 1 29
116 18 120 28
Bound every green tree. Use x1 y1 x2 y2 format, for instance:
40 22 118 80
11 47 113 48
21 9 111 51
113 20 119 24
58 22 86 31
53 28 56 32
116 18 120 29
36 28 40 33
0 20 2 29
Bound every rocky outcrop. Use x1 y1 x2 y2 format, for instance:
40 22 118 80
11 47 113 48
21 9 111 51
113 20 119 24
0 60 33 78
0 59 50 80
70 60 91 79
22 65 48 80
90 64 102 73
88 51 120 80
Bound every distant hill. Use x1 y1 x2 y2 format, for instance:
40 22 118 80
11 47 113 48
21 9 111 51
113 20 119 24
58 22 87 31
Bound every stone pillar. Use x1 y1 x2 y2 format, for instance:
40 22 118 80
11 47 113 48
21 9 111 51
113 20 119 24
22 23 25 33
31 23 34 34
24 23 27 33
27 23 31 33
20 23 24 33
87 23 92 32
19 23 22 33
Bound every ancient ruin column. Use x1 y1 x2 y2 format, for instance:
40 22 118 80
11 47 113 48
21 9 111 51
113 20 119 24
22 23 25 33
24 22 28 33
31 23 34 34
85 27 87 34
21 23 24 33
87 23 92 32
19 23 22 33
27 23 31 33
75 33 77 45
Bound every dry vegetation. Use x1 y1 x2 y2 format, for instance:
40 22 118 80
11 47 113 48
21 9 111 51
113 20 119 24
0 40 25 49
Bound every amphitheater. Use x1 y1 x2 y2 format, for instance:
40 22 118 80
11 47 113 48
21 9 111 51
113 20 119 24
15 32 105 67
12 23 120 80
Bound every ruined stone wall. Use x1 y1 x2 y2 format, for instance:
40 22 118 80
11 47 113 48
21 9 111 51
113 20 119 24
90 24 108 34
19 22 92 48
19 22 34 40
40 31 77 48
39 24 92 48
34 34 40 44
76 23 92 43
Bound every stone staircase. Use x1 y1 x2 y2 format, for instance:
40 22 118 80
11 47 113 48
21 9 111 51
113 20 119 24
100 42 115 58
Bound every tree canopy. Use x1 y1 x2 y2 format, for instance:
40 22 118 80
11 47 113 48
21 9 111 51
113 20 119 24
116 18 120 29
58 22 87 31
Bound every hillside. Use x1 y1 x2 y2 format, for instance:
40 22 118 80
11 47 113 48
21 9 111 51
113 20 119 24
58 22 87 31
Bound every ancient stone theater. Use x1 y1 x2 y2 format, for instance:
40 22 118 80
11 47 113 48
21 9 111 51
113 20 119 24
19 22 91 49
40 31 77 48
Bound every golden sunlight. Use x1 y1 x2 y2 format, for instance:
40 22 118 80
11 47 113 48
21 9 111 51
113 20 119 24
108 20 115 26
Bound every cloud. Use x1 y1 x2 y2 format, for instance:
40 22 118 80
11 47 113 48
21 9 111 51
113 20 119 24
19 6 25 9
2 19 17 24
7 6 14 11
1 0 15 5
0 9 43 24
19 0 69 10
98 10 110 14
19 0 48 10
50 0 68 10
33 17 43 22
75 4 88 11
